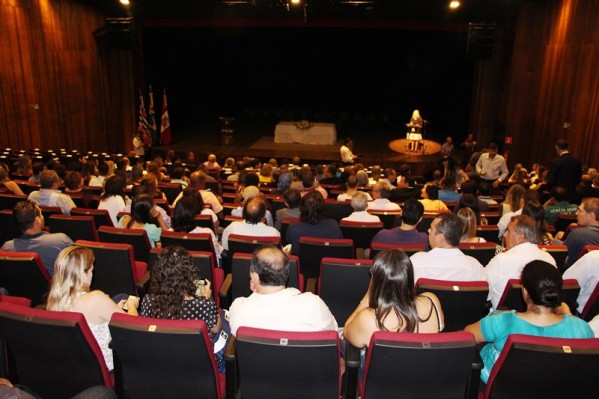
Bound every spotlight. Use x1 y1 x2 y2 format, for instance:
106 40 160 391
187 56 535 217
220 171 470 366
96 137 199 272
120 0 130 5
290 0 301 4
449 1 460 9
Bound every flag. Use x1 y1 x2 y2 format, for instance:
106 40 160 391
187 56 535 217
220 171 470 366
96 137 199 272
138 90 152 147
160 89 172 145
147 85 158 145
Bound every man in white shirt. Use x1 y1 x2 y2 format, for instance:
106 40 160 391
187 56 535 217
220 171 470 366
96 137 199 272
336 175 372 202
410 213 486 285
341 192 381 222
229 245 338 335
475 143 509 189
563 249 599 313
340 137 358 164
27 170 76 215
172 171 223 216
221 197 280 251
485 214 556 309
367 182 401 211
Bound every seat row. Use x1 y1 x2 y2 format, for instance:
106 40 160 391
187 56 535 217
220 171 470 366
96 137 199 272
2 300 599 399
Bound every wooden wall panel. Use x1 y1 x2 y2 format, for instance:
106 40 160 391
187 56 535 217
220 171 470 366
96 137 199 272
0 0 135 153
471 0 599 170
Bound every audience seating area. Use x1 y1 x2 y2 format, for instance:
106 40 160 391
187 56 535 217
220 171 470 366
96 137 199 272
0 146 598 398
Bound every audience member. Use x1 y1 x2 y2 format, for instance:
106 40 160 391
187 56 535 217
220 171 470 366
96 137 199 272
544 186 578 225
372 199 429 248
337 174 372 202
563 249 599 314
564 198 599 268
171 196 222 259
47 246 139 371
344 249 444 349
437 175 462 202
287 190 342 255
341 192 381 222
485 215 556 309
477 180 497 205
88 161 108 187
466 260 593 384
118 194 168 248
367 182 400 210
475 143 509 190
410 213 485 283
229 246 337 335
457 207 486 243
453 179 489 212
320 164 341 185
27 170 76 215
497 189 539 238
275 188 301 230
0 166 24 196
231 185 274 226
172 171 223 216
419 183 449 211
381 168 397 189
1 200 73 276
300 171 328 199
97 175 130 226
522 202 554 245
28 161 45 184
221 197 280 251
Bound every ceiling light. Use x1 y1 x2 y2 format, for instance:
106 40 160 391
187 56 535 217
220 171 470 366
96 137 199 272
449 1 460 9
120 0 130 5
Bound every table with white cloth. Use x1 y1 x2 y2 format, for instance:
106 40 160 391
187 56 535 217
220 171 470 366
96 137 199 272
274 122 337 145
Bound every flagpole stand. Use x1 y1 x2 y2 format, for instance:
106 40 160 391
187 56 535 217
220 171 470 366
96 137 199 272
220 116 235 146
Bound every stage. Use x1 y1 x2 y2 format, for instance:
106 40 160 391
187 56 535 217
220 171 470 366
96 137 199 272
148 118 456 176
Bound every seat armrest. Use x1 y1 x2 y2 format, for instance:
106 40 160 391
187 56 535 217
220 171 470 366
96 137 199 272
219 274 232 309
344 342 361 399
224 336 237 399
467 348 483 399
135 271 151 298
305 278 317 294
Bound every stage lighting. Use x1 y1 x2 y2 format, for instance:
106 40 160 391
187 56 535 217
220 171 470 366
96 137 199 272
449 1 460 9
120 0 130 5
289 0 301 5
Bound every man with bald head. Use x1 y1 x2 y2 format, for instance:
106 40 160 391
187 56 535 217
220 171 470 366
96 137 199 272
228 245 337 335
172 170 223 215
221 197 279 251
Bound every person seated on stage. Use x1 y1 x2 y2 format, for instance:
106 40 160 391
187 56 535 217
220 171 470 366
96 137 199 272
437 175 462 203
441 137 454 156
367 182 401 211
419 183 449 212
337 175 372 202
341 192 381 223
340 137 359 164
371 198 429 248
406 109 423 152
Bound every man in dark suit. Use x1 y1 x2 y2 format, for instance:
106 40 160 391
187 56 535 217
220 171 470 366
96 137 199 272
546 139 582 203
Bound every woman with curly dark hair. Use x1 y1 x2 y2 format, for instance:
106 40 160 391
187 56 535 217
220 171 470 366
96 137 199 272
140 245 224 368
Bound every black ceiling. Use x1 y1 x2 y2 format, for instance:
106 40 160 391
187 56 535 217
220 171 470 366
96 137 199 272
86 0 519 29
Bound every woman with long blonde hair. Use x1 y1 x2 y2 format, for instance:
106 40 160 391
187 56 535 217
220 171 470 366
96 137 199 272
47 246 139 371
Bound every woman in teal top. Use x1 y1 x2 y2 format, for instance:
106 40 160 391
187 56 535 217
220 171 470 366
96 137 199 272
118 194 168 248
466 260 594 383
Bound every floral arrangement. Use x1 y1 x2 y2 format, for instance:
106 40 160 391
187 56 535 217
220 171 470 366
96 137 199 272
294 120 314 130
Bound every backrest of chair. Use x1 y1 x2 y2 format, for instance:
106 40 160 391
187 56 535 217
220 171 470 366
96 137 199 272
0 209 21 246
497 278 580 314
97 226 151 263
416 212 442 233
157 183 182 205
415 278 490 331
339 221 384 249
194 214 215 232
0 251 51 306
552 213 578 233
38 205 63 220
458 242 497 266
0 295 32 307
538 244 568 271
480 211 500 225
368 210 402 229
0 193 27 212
76 240 137 297
0 303 112 399
477 225 500 244
160 231 216 254
318 257 372 326
485 334 599 399
298 237 354 279
363 331 476 399
48 214 98 242
109 313 222 399
71 207 114 228
280 217 299 245
227 234 281 257
235 327 340 399
323 200 353 222
370 242 426 259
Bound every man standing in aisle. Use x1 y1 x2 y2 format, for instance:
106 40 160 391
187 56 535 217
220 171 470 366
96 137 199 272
475 143 509 191
340 137 358 164
546 139 583 203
